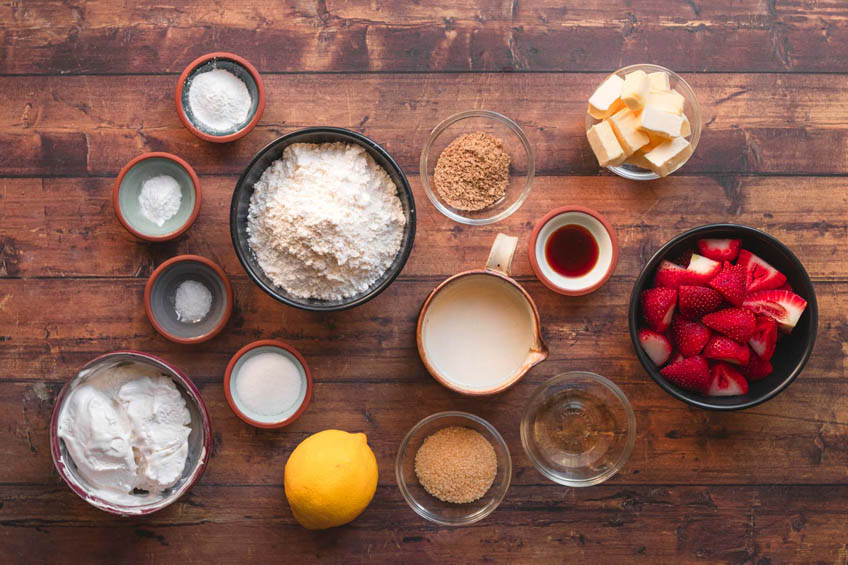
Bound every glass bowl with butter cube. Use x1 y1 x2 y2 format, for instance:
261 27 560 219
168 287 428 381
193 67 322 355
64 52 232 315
584 64 701 180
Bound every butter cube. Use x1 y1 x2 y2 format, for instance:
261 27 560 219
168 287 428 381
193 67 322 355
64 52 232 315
624 151 654 170
588 74 625 119
640 106 684 139
680 114 691 137
587 120 626 167
644 137 693 177
625 133 664 169
621 70 650 111
648 71 670 92
608 108 649 155
646 89 685 115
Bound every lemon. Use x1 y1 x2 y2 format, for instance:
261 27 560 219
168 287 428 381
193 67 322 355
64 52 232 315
284 429 378 530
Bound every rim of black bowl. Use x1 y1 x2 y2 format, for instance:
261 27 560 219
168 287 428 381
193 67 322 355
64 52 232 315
628 223 818 411
230 127 417 312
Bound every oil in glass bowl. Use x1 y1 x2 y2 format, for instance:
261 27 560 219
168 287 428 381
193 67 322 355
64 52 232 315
520 372 635 486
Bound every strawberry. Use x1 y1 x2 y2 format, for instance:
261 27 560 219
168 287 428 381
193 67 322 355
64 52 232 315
671 249 694 267
660 355 711 394
777 281 793 292
701 307 757 343
670 315 711 357
638 329 672 366
745 350 774 381
667 350 685 366
686 253 722 284
748 315 777 361
678 285 723 319
697 238 742 262
708 263 747 307
742 290 808 332
640 287 678 332
655 260 693 289
703 335 751 366
737 249 787 293
708 362 749 396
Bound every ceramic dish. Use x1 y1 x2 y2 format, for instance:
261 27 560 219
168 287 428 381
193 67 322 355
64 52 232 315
420 110 534 225
520 372 635 487
230 127 416 312
629 224 818 410
584 63 702 180
417 234 548 395
113 152 201 242
49 351 212 516
396 412 511 526
144 255 233 344
528 205 619 296
224 340 313 429
176 51 266 143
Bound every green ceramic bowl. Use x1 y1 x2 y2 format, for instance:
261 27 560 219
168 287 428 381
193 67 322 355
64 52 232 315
113 152 201 241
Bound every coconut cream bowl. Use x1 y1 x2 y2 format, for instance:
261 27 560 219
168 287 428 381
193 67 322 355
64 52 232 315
176 52 265 143
528 206 619 296
144 255 233 344
113 152 201 242
49 351 212 516
224 340 313 429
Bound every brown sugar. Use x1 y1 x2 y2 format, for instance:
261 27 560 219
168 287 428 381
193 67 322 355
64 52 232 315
433 132 511 211
414 426 498 504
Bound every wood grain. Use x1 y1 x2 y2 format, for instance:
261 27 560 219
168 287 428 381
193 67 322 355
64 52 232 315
2 74 848 176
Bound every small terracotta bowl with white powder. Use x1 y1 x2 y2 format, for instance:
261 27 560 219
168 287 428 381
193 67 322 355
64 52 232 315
176 52 265 143
113 152 201 242
144 255 233 344
224 340 313 429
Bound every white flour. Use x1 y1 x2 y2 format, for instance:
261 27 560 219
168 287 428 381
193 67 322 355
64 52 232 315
246 142 406 300
187 68 251 133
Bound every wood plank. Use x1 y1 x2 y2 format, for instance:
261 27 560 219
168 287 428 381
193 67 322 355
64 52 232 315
1 484 847 563
1 1 847 74
2 74 848 176
1 176 846 280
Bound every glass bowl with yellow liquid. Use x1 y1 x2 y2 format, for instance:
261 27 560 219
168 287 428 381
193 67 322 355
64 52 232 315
520 372 635 487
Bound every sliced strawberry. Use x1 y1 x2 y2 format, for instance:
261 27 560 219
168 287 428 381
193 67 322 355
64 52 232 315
655 260 693 289
777 281 793 292
703 335 751 366
667 350 685 366
697 238 742 262
671 315 712 357
748 315 778 361
737 249 787 293
745 350 774 381
708 263 747 307
686 253 722 284
678 285 723 320
709 362 749 396
660 355 711 394
638 329 673 366
701 307 757 343
640 287 678 332
742 290 808 332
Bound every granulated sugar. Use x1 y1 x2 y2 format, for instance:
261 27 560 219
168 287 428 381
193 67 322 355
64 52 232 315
246 142 406 301
414 426 497 504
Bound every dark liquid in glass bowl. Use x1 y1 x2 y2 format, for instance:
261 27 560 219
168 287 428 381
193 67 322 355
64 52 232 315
545 225 599 277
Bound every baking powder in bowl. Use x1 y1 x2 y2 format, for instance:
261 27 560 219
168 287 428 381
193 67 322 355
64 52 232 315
187 68 251 133
235 352 303 418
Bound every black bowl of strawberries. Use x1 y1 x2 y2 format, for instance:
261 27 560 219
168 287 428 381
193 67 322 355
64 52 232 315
629 224 817 410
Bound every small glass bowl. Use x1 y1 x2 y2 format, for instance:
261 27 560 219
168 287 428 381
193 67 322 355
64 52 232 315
520 372 636 487
396 412 511 526
420 110 534 225
584 64 702 180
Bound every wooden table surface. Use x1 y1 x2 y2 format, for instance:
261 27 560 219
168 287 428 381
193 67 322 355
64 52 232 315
2 1 848 563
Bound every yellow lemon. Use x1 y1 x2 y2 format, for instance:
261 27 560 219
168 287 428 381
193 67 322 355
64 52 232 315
284 429 378 530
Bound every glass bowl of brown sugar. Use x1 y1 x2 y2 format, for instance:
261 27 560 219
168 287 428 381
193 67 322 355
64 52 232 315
420 110 535 225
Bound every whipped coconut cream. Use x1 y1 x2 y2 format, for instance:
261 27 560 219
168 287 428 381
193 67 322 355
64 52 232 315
57 363 192 506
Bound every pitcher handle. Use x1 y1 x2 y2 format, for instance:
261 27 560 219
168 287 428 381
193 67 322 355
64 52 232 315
485 233 518 276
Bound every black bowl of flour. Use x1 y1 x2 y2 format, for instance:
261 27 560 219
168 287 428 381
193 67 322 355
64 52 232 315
230 127 416 312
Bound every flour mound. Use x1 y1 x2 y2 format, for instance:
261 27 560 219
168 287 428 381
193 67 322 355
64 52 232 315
246 142 406 301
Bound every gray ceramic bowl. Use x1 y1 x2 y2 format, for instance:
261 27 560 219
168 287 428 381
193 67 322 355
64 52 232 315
113 152 201 241
176 52 265 143
50 351 212 516
230 127 416 312
144 255 233 344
